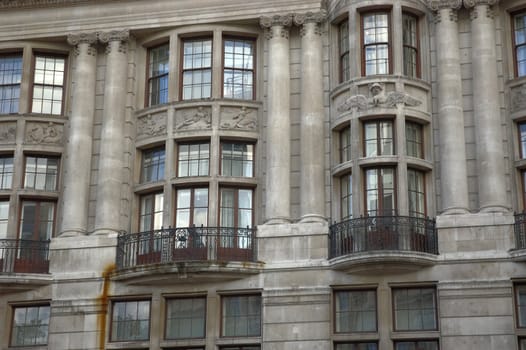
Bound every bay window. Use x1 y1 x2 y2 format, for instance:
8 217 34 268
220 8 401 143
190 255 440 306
141 147 165 183
223 37 255 100
139 192 163 232
220 188 253 229
406 122 423 158
177 142 210 177
147 43 169 106
402 13 419 78
31 54 66 115
364 120 394 157
221 142 254 177
513 11 526 77
362 12 390 76
341 174 352 220
408 169 425 218
365 167 396 216
175 188 208 227
0 155 13 189
24 155 59 191
19 200 55 241
182 38 212 100
0 53 22 114
340 126 351 162
339 19 350 82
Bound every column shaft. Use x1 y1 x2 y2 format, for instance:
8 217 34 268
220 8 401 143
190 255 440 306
61 35 97 236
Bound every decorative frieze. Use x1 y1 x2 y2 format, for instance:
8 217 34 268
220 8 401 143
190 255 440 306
220 106 257 130
137 113 167 138
0 122 16 144
25 122 63 144
175 107 212 130
426 0 462 11
511 83 526 112
338 83 421 113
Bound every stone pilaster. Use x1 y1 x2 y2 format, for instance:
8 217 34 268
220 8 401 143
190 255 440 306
427 0 469 214
465 0 509 212
260 15 292 224
60 33 98 236
94 30 129 235
294 11 326 222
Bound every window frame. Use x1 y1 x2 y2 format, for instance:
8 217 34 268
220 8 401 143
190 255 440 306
138 192 164 233
515 284 526 328
180 36 213 101
220 294 262 338
141 146 165 183
364 167 397 216
340 125 351 163
10 303 50 347
110 299 151 342
407 168 426 218
363 119 395 157
177 141 210 177
341 173 352 221
18 199 56 241
219 187 254 229
0 199 8 239
164 296 207 340
175 187 209 228
334 342 379 350
222 36 256 100
512 10 526 78
220 141 255 177
360 11 392 76
334 289 378 334
0 52 23 114
0 155 13 190
339 18 350 83
146 43 169 107
23 155 60 191
392 286 438 332
402 12 420 79
406 121 423 159
393 339 439 350
30 52 67 116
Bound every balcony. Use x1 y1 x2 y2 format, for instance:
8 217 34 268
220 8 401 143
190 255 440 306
329 215 438 273
512 213 526 260
0 239 52 293
114 227 261 284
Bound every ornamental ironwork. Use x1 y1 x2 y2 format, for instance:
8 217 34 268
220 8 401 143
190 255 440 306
0 239 50 273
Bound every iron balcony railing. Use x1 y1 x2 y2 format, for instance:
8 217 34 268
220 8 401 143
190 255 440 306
329 215 438 259
117 226 257 270
0 239 50 274
514 212 526 250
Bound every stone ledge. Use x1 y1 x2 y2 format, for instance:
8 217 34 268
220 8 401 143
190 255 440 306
0 273 52 294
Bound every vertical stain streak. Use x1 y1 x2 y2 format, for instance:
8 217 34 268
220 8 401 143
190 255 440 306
98 263 115 350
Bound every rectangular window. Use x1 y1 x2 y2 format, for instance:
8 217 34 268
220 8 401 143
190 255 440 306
365 167 396 216
516 284 526 327
408 169 425 218
0 200 8 239
335 343 378 350
178 143 209 177
147 44 169 106
222 295 261 337
32 54 66 115
141 147 165 183
402 13 419 78
364 120 394 157
0 54 22 114
520 337 526 350
394 340 439 350
340 126 351 163
393 287 437 331
0 156 13 189
24 155 59 191
223 38 255 100
362 12 390 76
341 174 352 220
335 290 377 333
406 122 423 158
514 12 526 77
166 297 206 339
19 200 55 240
111 300 150 341
182 38 212 100
221 142 254 177
220 188 253 229
220 347 261 350
139 193 163 232
339 19 350 82
523 171 526 209
11 304 50 346
176 188 208 227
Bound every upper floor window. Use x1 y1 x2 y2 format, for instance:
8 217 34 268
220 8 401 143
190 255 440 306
31 54 65 115
334 289 377 333
394 340 438 350
220 188 253 228
402 13 419 78
19 200 55 240
182 38 212 100
340 126 351 162
364 120 394 157
147 44 169 106
406 122 423 158
514 12 526 77
516 284 526 327
393 287 437 331
223 38 255 100
177 142 209 177
0 54 22 114
111 300 151 341
166 297 206 339
339 19 350 82
221 142 254 177
519 122 526 158
0 156 13 189
139 192 163 232
11 304 50 346
362 12 390 76
408 169 426 218
141 147 165 183
24 155 59 191
341 174 352 220
221 294 261 337
0 200 8 239
365 167 396 216
175 187 208 227
335 343 378 350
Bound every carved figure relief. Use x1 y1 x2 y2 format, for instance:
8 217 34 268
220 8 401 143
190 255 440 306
176 107 211 130
337 83 422 113
512 83 526 112
220 106 257 130
137 113 166 137
25 122 63 144
0 122 16 144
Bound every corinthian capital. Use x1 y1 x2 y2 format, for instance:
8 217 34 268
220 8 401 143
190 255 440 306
293 10 327 26
67 32 97 46
98 30 130 43
426 0 462 11
259 14 293 29
463 0 498 8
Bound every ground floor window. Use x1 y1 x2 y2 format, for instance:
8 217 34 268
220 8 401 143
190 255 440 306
11 304 50 346
394 340 438 350
111 300 151 341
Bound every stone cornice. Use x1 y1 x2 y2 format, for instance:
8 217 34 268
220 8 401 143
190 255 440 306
463 0 498 8
98 30 130 43
0 0 124 9
67 32 97 46
259 14 293 29
426 0 462 11
293 10 327 26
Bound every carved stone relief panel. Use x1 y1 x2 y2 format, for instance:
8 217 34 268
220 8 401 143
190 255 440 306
0 122 16 144
175 106 212 131
220 106 257 130
25 122 63 145
511 83 526 112
137 112 167 139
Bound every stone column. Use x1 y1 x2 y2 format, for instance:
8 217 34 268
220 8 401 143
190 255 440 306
94 30 129 235
294 12 326 222
260 15 292 224
465 0 509 212
428 0 469 214
60 33 98 236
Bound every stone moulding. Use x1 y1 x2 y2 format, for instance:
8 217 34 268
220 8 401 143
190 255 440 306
175 106 212 131
220 106 257 130
0 0 123 8
0 122 16 144
426 0 462 11
25 122 63 144
137 113 167 138
511 83 526 112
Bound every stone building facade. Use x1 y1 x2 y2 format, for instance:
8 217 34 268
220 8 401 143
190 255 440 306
0 0 525 349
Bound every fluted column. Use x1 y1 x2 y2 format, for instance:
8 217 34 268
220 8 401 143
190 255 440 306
260 15 292 224
465 0 509 212
60 33 98 236
294 12 326 222
428 0 469 214
94 30 129 235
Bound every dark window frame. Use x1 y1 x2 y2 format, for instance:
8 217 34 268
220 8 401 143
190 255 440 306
402 12 420 79
512 10 526 77
23 155 60 191
177 141 210 177
109 299 151 342
18 199 56 241
222 36 256 100
175 187 209 228
219 187 254 229
165 296 207 340
0 155 13 189
364 166 397 216
10 303 50 346
406 121 423 159
180 36 213 101
220 141 255 177
138 192 164 233
141 146 165 183
341 173 352 220
339 18 350 82
334 342 379 350
220 294 262 338
0 52 23 114
340 125 351 163
407 168 426 218
334 289 378 334
363 119 395 157
392 286 438 332
360 11 392 76
393 339 439 350
146 43 169 107
515 284 526 328
30 52 67 116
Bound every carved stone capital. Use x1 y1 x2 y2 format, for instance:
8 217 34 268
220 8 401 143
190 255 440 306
67 32 97 46
463 0 498 8
426 0 462 11
259 14 293 29
293 10 327 26
98 30 130 44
